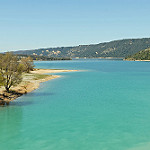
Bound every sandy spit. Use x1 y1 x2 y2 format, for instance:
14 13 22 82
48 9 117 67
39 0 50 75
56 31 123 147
31 69 78 74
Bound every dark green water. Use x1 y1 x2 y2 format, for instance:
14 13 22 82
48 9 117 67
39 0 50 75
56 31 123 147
1 59 150 150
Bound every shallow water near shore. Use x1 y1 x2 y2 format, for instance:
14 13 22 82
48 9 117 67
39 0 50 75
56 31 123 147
1 59 150 150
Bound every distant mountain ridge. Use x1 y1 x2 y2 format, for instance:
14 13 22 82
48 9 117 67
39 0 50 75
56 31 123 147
13 38 150 58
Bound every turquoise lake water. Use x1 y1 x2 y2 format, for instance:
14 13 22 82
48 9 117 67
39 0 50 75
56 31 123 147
1 59 150 150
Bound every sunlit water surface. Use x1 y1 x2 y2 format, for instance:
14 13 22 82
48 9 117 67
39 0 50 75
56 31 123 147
1 59 150 150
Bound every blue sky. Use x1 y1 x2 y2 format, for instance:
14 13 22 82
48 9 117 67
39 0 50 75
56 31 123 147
0 0 150 51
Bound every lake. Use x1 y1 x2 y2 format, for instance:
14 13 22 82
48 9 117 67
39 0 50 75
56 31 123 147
1 59 150 150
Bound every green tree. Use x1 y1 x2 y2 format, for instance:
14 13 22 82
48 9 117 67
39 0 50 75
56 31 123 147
0 53 23 92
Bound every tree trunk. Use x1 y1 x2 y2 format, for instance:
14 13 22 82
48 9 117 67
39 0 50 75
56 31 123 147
5 87 10 93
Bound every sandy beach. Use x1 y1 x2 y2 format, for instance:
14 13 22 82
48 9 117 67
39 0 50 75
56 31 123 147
31 69 78 74
0 69 77 105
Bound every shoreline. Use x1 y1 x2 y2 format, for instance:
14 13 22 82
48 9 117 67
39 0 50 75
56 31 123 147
133 60 150 62
124 59 150 61
0 69 77 106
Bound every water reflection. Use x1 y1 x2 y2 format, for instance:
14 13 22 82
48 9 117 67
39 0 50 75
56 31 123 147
10 100 34 106
0 105 23 148
0 91 55 107
26 92 55 97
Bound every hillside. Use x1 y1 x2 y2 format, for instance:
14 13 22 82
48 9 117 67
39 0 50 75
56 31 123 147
125 48 150 60
17 54 71 61
13 38 150 58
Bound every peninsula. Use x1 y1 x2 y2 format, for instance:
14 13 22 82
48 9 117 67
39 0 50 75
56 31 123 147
125 48 150 61
0 69 77 105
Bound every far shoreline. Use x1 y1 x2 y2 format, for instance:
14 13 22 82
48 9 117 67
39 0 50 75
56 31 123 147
0 69 78 106
124 59 150 62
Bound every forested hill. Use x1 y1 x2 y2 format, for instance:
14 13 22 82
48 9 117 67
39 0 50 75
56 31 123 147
13 38 150 58
125 48 150 60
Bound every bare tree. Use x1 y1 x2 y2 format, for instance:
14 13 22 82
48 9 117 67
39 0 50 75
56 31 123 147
0 53 23 92
21 56 34 73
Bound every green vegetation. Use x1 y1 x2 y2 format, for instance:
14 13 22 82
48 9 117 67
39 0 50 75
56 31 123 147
13 38 150 58
0 75 3 86
125 48 150 60
33 74 51 80
0 53 23 92
0 53 34 92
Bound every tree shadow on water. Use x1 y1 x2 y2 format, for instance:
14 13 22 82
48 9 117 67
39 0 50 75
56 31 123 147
10 100 34 106
10 92 55 106
25 92 55 97
0 91 55 107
